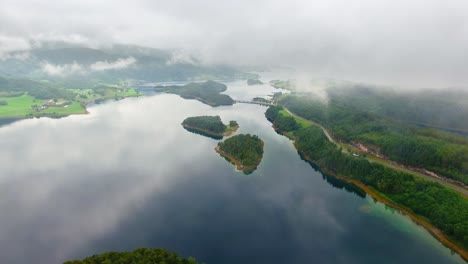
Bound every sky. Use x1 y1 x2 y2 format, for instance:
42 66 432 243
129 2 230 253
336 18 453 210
1 0 468 88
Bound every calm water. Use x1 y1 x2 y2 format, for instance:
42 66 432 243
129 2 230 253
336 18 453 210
0 79 464 264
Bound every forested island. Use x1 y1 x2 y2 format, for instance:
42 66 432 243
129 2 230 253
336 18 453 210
270 80 295 90
64 248 202 264
247 79 263 85
155 80 234 107
265 104 468 260
216 134 264 174
182 115 238 139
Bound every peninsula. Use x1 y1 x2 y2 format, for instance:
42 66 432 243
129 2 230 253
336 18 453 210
182 115 239 139
155 80 235 107
216 134 264 174
0 76 140 120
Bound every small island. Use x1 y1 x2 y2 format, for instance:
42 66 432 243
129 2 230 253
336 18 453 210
182 115 239 139
216 134 264 174
155 80 235 107
64 248 202 264
270 80 295 90
247 78 263 85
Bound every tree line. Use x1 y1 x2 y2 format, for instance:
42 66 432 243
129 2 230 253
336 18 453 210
280 95 468 185
64 248 202 264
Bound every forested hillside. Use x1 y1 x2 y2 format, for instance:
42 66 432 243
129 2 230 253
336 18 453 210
265 105 468 250
280 95 468 185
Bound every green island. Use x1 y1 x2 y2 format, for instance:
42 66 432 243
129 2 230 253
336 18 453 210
265 103 468 260
182 115 239 139
155 80 235 107
247 78 263 85
216 134 264 174
0 76 140 120
270 80 295 90
64 248 202 264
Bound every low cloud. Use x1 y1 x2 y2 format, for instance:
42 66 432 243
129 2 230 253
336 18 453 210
41 57 137 76
0 51 30 61
166 50 198 65
90 57 136 71
1 0 468 88
41 61 84 76
0 35 31 60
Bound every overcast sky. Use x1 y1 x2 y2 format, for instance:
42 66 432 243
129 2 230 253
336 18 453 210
1 0 467 88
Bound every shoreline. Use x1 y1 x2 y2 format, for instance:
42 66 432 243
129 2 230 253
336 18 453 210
277 127 468 261
0 94 143 121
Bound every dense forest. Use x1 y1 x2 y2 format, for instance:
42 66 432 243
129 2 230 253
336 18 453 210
265 105 300 132
155 81 234 107
64 248 202 264
183 116 226 133
182 116 238 139
279 95 468 185
217 134 264 171
265 105 468 250
327 85 468 132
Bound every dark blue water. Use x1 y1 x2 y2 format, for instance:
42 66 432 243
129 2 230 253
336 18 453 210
0 80 464 264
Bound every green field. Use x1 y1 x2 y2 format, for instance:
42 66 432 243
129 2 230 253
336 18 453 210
70 88 140 102
0 93 44 117
0 93 86 118
40 101 86 115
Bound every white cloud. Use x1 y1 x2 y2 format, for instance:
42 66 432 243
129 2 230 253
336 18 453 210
0 35 31 59
41 61 84 76
166 50 198 65
89 57 136 71
41 57 137 76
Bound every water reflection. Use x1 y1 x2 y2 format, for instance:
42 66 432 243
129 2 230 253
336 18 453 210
182 126 224 140
298 152 366 198
0 117 22 127
0 81 464 264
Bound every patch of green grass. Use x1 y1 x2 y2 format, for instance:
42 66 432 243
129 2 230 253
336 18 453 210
0 93 43 117
278 109 310 128
0 93 85 118
41 101 85 115
115 88 140 97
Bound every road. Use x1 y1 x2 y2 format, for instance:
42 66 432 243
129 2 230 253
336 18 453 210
283 107 468 197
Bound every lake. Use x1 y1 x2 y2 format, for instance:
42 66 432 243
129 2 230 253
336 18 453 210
0 79 464 264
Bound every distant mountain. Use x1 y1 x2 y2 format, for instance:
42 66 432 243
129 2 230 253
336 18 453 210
0 44 251 83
